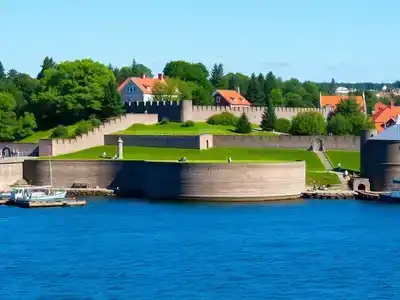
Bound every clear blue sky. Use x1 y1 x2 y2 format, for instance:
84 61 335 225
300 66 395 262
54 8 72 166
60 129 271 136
1 0 398 82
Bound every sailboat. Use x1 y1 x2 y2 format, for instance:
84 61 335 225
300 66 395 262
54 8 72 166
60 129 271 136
13 156 67 202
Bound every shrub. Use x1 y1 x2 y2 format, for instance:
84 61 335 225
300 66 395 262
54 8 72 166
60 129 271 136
89 116 102 128
181 120 195 127
235 113 252 134
274 118 291 133
207 112 238 126
290 112 326 136
327 114 352 135
74 121 92 136
158 117 169 125
50 125 69 138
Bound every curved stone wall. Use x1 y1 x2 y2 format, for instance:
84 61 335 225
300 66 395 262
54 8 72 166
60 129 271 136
361 139 400 191
23 160 306 201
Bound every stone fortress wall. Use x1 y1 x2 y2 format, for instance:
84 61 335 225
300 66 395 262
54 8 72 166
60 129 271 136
125 100 333 123
104 134 360 151
0 159 24 189
39 114 158 156
23 160 306 201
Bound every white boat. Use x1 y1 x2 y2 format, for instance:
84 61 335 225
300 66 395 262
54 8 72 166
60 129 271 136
11 156 66 202
0 192 11 199
10 186 67 202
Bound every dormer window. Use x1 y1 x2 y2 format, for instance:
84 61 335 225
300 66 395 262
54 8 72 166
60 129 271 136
216 96 221 103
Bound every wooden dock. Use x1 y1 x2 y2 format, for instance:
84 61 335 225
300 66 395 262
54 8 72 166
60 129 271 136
11 199 86 208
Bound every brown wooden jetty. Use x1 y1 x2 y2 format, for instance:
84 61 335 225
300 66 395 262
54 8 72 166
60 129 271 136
7 199 86 208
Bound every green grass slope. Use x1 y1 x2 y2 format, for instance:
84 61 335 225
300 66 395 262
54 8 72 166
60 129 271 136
114 122 277 136
19 124 80 143
326 150 360 172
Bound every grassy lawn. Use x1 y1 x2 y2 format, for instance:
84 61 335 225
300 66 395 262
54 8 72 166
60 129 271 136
19 124 80 143
51 146 325 171
326 150 360 172
114 122 278 136
307 171 341 186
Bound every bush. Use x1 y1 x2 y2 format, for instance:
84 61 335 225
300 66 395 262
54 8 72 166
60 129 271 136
290 112 326 135
158 117 169 125
327 114 352 135
181 120 195 127
235 113 252 134
89 116 102 128
50 125 69 138
74 121 92 136
207 112 238 126
275 118 291 133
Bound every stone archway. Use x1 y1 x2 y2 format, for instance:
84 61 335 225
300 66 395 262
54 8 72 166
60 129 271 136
358 184 366 191
310 138 324 152
2 147 11 158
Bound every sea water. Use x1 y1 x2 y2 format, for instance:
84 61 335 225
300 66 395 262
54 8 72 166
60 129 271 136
0 198 400 299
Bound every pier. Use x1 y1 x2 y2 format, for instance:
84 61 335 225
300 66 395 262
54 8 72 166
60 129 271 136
301 190 357 199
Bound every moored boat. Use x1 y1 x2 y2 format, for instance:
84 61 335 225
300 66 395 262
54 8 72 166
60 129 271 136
10 186 67 202
379 179 400 202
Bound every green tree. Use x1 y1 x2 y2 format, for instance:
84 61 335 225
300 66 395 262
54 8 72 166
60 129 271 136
0 61 4 78
37 56 56 79
270 88 284 106
113 59 153 85
163 60 210 88
235 112 252 133
228 74 237 90
285 92 303 107
210 63 224 88
327 114 352 135
33 59 115 127
255 73 265 105
290 112 326 135
329 78 336 95
263 71 277 106
260 97 276 131
101 81 125 118
274 118 291 133
335 97 360 117
13 112 37 139
246 73 258 105
303 81 320 107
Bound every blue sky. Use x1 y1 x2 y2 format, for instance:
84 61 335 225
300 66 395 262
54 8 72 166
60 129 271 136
1 0 397 82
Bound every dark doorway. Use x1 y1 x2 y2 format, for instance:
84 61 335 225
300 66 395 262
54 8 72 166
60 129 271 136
2 147 11 158
206 140 209 149
311 139 324 151
358 184 366 191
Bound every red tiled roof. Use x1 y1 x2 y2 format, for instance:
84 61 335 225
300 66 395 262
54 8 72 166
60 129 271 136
215 90 251 106
117 76 166 95
320 95 365 112
372 103 400 132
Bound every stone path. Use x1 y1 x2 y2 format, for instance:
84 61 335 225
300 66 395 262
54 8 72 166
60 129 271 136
314 151 350 190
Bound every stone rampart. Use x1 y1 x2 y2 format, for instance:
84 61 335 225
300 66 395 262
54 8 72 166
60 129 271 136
104 134 359 151
0 159 24 189
104 134 214 150
126 100 332 124
39 114 158 156
214 135 360 151
23 160 305 201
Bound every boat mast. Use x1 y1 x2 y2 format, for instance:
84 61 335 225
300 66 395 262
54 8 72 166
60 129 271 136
49 155 53 189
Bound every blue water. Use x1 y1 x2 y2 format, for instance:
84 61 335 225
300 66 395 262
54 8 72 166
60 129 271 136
1 199 400 299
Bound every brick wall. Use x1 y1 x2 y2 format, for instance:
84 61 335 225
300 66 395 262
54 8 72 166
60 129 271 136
39 114 158 156
23 160 305 200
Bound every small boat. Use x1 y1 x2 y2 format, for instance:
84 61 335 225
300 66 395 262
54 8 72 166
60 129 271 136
380 179 400 202
10 186 67 202
0 192 11 199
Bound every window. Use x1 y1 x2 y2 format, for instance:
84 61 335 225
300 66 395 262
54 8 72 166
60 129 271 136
216 96 221 104
126 86 136 93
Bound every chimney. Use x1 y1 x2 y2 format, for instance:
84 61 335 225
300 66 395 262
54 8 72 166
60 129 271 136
141 73 146 79
236 86 241 95
158 73 163 80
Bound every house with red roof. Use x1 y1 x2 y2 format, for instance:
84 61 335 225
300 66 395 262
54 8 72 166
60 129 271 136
372 101 400 133
212 89 251 107
319 93 367 114
117 73 170 103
